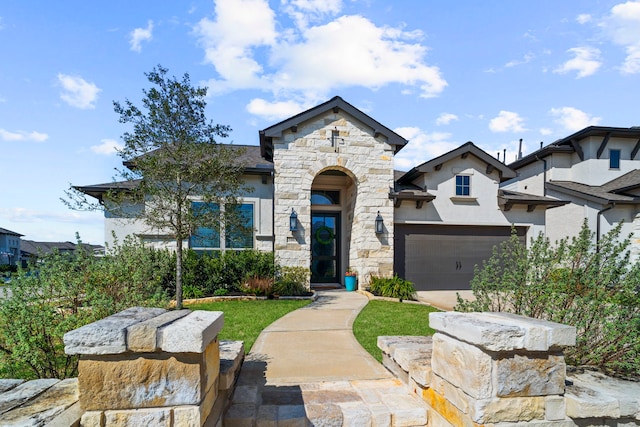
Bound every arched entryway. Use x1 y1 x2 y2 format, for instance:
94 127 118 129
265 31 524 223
310 169 356 286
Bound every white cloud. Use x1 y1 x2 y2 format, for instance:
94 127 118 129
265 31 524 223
554 46 602 78
505 52 535 68
130 20 154 53
576 13 592 24
91 138 122 155
282 0 342 29
550 107 601 131
602 1 640 74
195 0 277 92
489 111 526 133
195 0 446 107
435 113 458 126
246 98 307 121
57 74 101 109
393 127 459 170
0 128 48 142
540 128 553 136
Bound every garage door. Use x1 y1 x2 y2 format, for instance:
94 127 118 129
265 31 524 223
394 224 526 291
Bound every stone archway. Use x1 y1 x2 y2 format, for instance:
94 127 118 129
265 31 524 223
310 169 357 285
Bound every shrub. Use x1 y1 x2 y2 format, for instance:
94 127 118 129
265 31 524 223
456 222 640 377
241 275 274 296
0 236 169 380
274 267 309 296
182 250 277 296
369 275 417 302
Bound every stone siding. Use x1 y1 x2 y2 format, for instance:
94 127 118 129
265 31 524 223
272 111 395 285
379 312 640 427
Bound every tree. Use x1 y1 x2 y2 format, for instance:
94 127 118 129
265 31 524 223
66 65 246 309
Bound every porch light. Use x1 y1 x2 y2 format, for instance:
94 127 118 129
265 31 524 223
289 208 298 232
375 211 384 234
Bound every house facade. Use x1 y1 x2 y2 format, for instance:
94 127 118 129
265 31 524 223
0 227 22 266
78 98 640 291
505 126 640 261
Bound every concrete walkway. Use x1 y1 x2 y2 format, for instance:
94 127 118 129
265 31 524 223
223 290 429 426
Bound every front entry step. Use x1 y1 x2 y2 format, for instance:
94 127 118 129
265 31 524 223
310 282 342 290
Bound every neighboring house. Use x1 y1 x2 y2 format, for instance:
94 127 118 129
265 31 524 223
77 97 635 291
0 227 22 266
505 126 640 261
392 142 565 290
20 240 104 266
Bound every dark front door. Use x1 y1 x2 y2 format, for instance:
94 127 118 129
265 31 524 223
311 212 340 283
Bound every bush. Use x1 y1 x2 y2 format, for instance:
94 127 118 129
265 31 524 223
456 222 640 377
369 275 417 301
274 267 309 296
181 250 277 296
0 236 169 380
241 275 274 296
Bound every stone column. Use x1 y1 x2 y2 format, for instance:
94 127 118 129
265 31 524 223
63 307 224 427
425 312 576 427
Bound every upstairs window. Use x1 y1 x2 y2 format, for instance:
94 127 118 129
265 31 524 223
610 149 621 169
455 175 471 196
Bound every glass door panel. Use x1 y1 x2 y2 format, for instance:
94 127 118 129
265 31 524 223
311 213 340 282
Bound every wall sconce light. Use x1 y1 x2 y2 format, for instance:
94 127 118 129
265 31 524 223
289 208 298 232
375 211 384 234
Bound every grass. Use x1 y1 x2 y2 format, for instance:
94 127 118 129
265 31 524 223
353 300 439 362
187 299 311 353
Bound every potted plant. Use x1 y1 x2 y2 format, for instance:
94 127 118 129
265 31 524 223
344 269 357 291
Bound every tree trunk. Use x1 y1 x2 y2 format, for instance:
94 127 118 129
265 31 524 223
176 235 183 310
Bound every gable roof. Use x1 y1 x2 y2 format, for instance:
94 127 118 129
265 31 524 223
397 141 517 185
259 96 408 161
0 227 23 237
510 126 640 169
547 170 640 205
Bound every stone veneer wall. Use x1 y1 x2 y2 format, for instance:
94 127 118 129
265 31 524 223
63 307 242 427
378 312 640 427
272 111 395 285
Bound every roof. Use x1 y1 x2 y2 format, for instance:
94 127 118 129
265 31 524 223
76 145 273 201
498 189 569 211
123 144 273 173
20 240 104 257
397 141 517 185
259 96 408 161
546 171 640 204
510 126 640 169
74 179 142 202
0 227 23 237
547 180 640 205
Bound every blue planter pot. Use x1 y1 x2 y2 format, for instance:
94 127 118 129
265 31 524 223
345 275 357 291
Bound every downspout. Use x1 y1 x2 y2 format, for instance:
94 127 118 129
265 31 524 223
596 203 615 252
536 156 547 196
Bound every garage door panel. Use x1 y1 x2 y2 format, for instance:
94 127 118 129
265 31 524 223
395 225 525 291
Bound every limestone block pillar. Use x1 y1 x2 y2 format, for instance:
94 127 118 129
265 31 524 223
425 312 576 427
63 307 224 427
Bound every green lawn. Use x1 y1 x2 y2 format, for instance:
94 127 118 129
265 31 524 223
187 299 311 353
353 300 439 362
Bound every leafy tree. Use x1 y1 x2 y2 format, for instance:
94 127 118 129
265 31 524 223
66 65 246 309
456 222 640 377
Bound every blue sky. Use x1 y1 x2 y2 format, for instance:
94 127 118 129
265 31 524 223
2 0 640 244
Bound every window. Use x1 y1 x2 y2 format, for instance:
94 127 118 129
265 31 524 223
455 175 470 196
190 202 254 250
610 149 621 169
311 190 340 205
